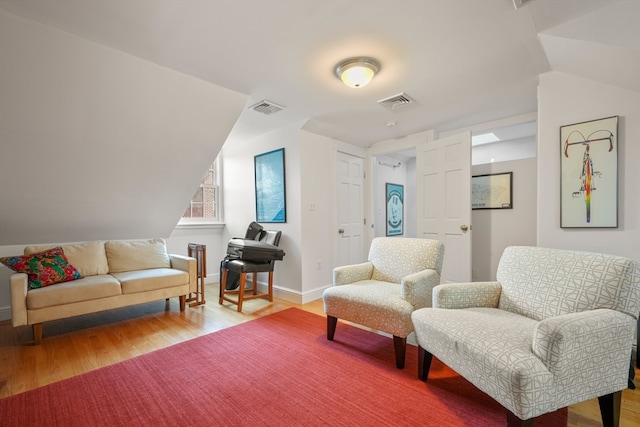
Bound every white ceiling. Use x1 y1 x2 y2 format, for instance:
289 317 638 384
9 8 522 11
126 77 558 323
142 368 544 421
0 0 637 148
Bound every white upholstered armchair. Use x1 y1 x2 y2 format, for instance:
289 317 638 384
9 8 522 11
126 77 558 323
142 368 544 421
322 237 444 369
411 246 640 427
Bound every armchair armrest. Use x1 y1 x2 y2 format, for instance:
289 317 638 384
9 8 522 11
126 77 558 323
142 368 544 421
170 254 197 294
401 269 441 309
432 282 502 309
533 309 635 384
333 262 373 286
10 273 28 327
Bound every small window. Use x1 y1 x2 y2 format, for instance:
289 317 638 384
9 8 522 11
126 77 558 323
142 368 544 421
179 157 221 224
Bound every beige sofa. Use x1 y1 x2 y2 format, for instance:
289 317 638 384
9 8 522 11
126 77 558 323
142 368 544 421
8 239 196 344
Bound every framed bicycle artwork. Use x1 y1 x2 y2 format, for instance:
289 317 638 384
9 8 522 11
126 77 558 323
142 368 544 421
385 183 403 236
560 116 618 228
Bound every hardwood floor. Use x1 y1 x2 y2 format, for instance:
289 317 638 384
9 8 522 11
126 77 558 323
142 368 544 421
1 283 638 426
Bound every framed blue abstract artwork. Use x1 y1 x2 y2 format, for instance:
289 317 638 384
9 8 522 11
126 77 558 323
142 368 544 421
254 148 286 223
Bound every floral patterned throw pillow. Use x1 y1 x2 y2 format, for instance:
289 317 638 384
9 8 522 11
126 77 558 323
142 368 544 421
0 247 82 289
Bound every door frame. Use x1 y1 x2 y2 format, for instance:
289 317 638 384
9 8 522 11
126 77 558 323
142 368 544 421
364 130 435 249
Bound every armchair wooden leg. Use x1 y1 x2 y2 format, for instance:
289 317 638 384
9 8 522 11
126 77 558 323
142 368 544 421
33 323 43 345
506 410 534 427
598 391 621 427
327 316 338 340
179 295 186 311
219 268 228 303
418 346 433 380
237 273 247 312
393 335 406 369
267 271 274 302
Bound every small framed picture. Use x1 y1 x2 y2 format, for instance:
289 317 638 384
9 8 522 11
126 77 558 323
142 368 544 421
472 172 513 210
385 183 403 236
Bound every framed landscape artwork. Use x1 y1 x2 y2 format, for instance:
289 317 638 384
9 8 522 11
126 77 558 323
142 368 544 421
254 148 286 223
385 183 403 236
560 116 618 228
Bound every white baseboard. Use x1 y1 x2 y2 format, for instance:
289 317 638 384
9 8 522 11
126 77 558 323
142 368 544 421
0 305 11 322
211 274 330 305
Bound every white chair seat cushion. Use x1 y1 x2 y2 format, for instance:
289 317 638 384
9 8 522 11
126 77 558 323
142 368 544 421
412 307 555 419
323 280 415 337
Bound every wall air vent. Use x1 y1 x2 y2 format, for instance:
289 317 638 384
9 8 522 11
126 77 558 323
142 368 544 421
377 92 416 111
250 100 285 115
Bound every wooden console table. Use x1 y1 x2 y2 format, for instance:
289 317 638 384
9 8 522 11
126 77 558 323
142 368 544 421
187 243 206 306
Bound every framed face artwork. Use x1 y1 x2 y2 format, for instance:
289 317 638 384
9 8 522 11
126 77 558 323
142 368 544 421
385 183 403 236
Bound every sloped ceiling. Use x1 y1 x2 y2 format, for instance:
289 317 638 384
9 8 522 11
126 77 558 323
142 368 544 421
0 11 248 245
0 0 637 245
537 1 640 91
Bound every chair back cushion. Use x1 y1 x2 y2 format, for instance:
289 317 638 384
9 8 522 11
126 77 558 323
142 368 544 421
369 237 444 283
497 246 640 320
260 230 282 246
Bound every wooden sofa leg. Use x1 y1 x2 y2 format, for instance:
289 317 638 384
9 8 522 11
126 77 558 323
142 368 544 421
418 346 433 380
598 391 621 427
506 410 534 427
179 295 186 311
393 335 406 369
327 316 338 340
33 323 43 345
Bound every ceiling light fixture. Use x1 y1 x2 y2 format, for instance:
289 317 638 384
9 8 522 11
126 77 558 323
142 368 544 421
334 57 380 88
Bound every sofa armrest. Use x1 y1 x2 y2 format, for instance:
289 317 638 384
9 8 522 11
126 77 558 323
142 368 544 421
10 273 28 327
401 269 441 309
532 309 634 385
333 262 374 286
170 254 197 294
432 282 502 309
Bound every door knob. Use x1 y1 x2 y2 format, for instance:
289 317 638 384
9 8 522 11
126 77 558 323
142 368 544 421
338 229 344 234
460 225 469 232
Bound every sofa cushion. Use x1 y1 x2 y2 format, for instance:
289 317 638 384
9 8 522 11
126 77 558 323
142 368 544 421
1 247 81 289
411 307 555 418
112 268 189 294
105 239 171 273
26 274 122 309
25 241 109 277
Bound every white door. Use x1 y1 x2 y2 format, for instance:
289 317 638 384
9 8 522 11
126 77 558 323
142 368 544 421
416 132 472 283
335 152 365 267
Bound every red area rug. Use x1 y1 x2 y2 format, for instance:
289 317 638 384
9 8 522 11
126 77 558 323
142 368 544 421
1 308 566 426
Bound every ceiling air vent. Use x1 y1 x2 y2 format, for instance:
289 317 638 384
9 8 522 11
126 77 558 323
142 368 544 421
377 92 416 111
512 0 536 9
249 100 285 115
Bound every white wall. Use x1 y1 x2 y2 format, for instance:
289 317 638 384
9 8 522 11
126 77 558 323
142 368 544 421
471 158 537 281
537 72 640 261
473 136 536 165
220 122 304 302
0 11 247 246
166 226 227 285
300 131 334 300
